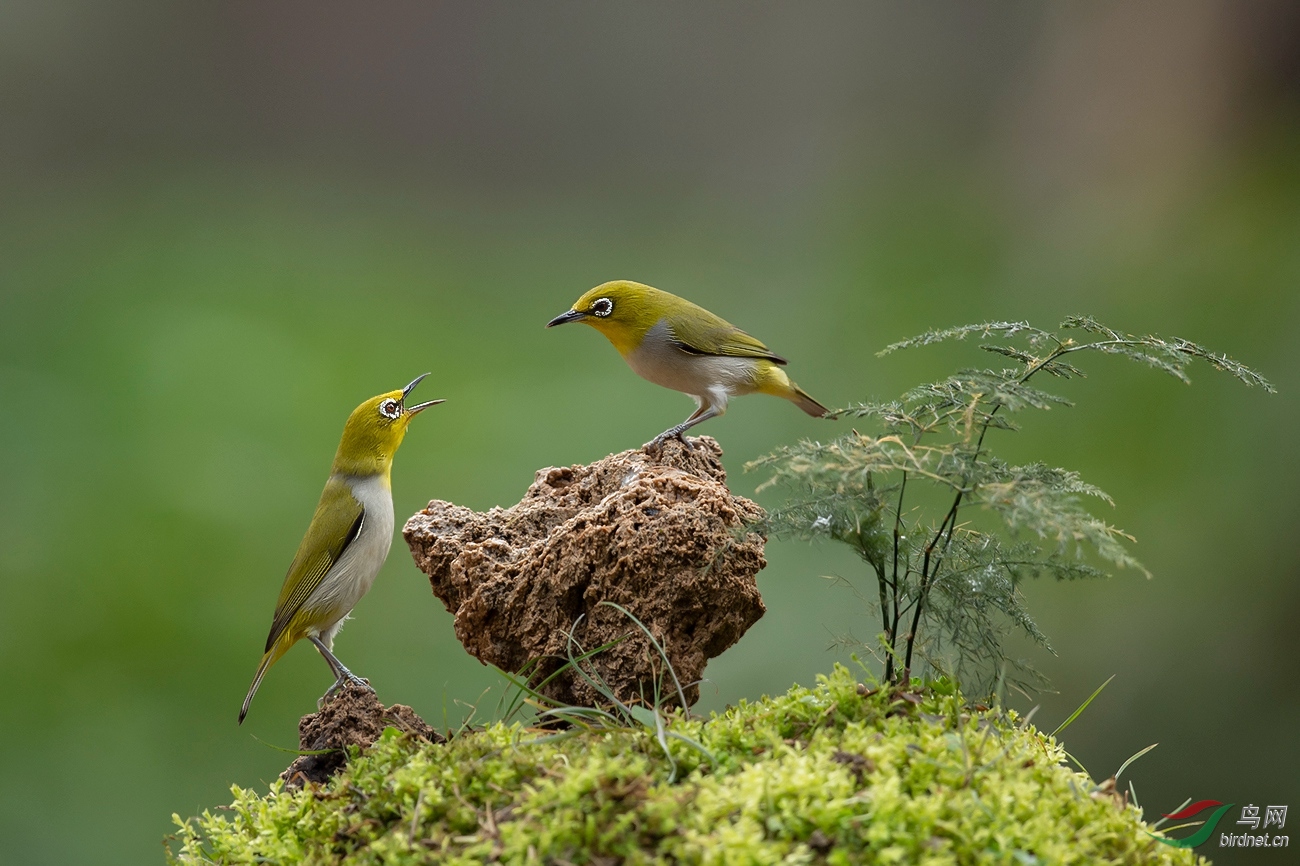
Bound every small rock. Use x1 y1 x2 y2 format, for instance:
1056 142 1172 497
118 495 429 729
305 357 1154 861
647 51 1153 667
403 436 767 708
279 682 442 788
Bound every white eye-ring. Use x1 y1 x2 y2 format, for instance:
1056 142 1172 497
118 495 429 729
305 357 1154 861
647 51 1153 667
591 297 613 317
379 399 401 419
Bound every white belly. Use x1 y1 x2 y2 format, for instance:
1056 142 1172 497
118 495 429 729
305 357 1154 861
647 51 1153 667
306 473 394 644
625 320 761 409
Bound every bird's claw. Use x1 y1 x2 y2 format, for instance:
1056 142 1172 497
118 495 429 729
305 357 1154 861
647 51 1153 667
318 673 374 707
644 429 694 453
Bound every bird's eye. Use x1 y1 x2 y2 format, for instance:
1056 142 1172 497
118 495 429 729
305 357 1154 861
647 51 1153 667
379 400 401 419
591 297 613 317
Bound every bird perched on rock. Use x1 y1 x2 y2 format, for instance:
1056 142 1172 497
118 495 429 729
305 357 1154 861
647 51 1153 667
239 374 443 724
547 280 829 446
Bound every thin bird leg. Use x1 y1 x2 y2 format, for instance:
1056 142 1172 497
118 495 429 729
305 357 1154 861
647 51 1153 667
309 636 374 703
647 404 722 450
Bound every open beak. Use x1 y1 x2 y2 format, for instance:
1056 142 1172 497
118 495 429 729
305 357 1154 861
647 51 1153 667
406 399 444 415
546 309 586 328
401 372 444 415
402 372 431 397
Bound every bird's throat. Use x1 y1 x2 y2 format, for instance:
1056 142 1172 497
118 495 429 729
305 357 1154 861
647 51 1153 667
590 318 650 357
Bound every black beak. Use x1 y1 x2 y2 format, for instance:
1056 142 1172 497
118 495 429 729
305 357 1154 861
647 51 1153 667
546 309 587 328
401 372 444 414
406 399 444 415
402 372 431 397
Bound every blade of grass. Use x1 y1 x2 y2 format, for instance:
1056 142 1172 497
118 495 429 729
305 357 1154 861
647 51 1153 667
1062 750 1090 776
495 657 543 720
563 617 635 720
1151 797 1192 830
497 635 630 722
537 706 624 725
453 686 494 736
599 601 690 711
1050 674 1115 738
667 731 719 770
1114 743 1157 783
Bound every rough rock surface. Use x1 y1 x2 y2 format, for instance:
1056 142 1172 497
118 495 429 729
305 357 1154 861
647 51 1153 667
402 436 767 708
279 682 442 788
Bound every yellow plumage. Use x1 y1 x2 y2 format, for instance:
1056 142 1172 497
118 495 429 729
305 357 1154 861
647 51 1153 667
239 375 442 724
547 280 829 445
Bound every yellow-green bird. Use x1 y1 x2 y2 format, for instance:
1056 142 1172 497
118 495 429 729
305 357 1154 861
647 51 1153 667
239 374 443 724
547 280 829 445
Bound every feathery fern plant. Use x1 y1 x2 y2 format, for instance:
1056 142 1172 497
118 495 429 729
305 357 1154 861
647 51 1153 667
749 317 1272 696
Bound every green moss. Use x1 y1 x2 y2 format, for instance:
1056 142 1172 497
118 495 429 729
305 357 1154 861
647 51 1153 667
170 667 1205 865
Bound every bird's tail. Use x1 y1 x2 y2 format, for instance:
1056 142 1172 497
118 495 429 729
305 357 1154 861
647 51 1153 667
788 383 831 418
756 363 831 418
239 637 291 724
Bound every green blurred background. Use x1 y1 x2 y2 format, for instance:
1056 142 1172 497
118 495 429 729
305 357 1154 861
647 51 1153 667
1 3 1297 863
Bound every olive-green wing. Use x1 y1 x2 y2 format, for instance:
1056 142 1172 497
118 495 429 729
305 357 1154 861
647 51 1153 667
264 476 364 652
665 300 788 365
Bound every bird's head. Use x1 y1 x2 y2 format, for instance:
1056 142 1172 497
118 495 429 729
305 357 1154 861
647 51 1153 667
333 373 443 476
546 280 668 355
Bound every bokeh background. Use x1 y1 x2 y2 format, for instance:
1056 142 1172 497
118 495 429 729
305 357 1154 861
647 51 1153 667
2 3 1298 863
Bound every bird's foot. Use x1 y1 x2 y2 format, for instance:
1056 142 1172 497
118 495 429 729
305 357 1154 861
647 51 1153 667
644 429 694 454
318 672 374 707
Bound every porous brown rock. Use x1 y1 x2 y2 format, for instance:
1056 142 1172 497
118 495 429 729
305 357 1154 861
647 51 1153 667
402 436 767 709
279 682 442 788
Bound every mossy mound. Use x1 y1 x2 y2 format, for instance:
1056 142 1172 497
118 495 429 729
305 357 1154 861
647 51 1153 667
170 667 1203 865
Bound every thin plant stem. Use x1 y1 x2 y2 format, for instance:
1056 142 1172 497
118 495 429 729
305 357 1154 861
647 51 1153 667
885 471 907 683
